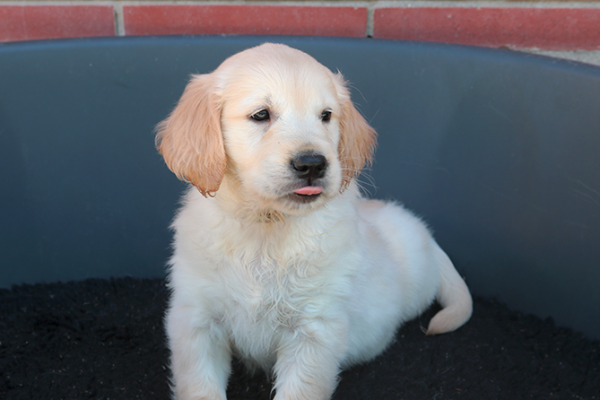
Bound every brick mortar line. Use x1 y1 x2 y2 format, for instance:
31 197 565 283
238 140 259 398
113 2 124 36
0 1 371 6
366 2 375 37
373 1 600 8
117 1 370 6
2 1 600 7
0 1 116 5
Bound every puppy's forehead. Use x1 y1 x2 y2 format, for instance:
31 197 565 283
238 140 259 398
219 43 327 75
217 44 338 106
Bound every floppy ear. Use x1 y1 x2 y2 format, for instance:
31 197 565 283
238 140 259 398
155 74 226 197
333 73 377 192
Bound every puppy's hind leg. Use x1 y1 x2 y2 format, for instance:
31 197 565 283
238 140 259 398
167 304 232 400
426 243 473 335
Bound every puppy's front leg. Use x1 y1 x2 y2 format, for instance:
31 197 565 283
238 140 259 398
273 318 347 400
167 304 231 400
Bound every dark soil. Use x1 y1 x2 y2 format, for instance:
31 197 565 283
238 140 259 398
1 277 599 400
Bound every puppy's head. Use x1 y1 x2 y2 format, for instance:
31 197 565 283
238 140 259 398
156 43 376 215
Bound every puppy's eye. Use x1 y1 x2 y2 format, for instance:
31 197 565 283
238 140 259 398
321 110 332 122
250 109 270 122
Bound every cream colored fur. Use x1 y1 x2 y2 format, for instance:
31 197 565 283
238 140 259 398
157 43 472 400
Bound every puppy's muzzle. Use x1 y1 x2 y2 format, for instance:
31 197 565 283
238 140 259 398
291 153 328 183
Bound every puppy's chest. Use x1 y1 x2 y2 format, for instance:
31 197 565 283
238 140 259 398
220 252 327 360
216 228 329 320
223 254 320 324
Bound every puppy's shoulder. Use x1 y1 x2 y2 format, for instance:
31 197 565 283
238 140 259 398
357 198 430 238
357 198 415 219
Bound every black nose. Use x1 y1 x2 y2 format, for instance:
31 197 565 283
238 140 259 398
291 153 328 181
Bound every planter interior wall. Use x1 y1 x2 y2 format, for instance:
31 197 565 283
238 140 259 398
1 36 599 339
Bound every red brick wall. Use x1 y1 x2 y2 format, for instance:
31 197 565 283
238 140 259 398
1 2 599 51
0 5 114 42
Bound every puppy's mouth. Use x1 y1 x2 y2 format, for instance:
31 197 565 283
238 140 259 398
286 186 323 203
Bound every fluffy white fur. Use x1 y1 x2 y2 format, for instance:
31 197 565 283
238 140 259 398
156 43 472 400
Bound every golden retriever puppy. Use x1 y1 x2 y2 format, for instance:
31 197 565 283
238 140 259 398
156 43 472 400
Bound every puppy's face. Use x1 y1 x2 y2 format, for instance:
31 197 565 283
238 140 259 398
156 43 376 216
219 51 343 214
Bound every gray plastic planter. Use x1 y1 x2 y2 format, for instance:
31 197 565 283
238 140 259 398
1 36 599 339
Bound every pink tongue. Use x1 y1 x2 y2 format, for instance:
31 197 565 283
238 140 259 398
294 186 323 196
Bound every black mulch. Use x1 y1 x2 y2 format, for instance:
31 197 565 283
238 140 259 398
1 277 599 400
